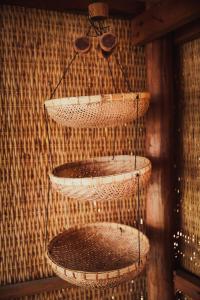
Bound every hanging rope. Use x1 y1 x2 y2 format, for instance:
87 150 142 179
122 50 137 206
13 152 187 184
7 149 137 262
43 107 53 248
112 127 117 160
88 16 102 36
114 52 132 92
137 174 141 265
44 106 54 171
44 178 51 247
106 59 118 159
135 94 139 169
114 51 140 168
49 52 78 100
44 32 81 249
107 59 117 92
114 50 141 264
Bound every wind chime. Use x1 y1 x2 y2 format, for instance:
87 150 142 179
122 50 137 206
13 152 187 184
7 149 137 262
44 2 151 288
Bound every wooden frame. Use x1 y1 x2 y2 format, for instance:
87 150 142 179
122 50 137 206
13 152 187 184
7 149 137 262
174 18 200 45
131 0 200 45
145 34 175 300
174 269 200 300
1 0 145 17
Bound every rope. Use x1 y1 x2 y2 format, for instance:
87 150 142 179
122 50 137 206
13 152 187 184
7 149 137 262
44 105 53 171
114 50 141 265
49 52 78 99
106 59 117 159
88 16 102 36
114 51 140 167
107 59 117 92
134 94 139 169
44 32 80 249
45 179 51 247
137 174 141 265
114 52 132 92
43 106 53 249
112 127 117 160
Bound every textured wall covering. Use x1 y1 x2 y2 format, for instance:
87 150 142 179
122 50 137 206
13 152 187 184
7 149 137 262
0 5 147 299
175 38 200 278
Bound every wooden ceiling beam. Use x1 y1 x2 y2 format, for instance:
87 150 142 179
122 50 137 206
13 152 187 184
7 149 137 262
131 0 200 45
174 18 200 45
1 0 145 17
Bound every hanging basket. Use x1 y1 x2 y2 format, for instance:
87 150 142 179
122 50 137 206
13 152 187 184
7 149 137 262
50 155 151 202
44 92 150 128
46 222 150 288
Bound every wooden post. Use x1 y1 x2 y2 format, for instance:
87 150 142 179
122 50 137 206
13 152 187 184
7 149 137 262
145 35 175 300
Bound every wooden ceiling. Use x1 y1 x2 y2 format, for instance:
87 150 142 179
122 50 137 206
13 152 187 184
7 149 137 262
2 0 145 17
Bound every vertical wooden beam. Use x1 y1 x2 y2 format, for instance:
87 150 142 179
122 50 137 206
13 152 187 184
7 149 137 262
145 35 175 300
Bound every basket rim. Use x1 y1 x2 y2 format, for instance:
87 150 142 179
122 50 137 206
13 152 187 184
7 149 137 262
50 155 152 186
46 222 150 279
45 92 150 107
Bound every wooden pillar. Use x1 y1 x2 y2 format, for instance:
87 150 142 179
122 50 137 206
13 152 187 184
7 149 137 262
145 35 175 300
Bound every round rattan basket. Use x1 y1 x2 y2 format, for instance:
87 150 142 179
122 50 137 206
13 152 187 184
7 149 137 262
44 92 150 128
46 222 150 288
50 155 151 201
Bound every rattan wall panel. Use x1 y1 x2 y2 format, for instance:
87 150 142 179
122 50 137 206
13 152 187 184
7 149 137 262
175 38 200 277
0 4 147 298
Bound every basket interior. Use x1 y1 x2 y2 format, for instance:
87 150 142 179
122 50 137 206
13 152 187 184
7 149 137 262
48 223 149 272
53 156 149 179
45 92 150 107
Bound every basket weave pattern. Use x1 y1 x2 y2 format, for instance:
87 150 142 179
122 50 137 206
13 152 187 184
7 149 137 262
45 93 150 128
46 223 149 288
50 156 151 201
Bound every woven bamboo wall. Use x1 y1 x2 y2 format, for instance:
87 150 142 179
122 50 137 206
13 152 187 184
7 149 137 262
0 4 148 300
175 38 200 278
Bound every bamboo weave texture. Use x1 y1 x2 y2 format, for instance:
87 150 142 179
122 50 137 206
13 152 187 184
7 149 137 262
175 38 200 278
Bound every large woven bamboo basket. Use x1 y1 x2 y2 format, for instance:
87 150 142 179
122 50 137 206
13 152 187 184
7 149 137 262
45 92 150 128
50 155 151 201
46 222 150 288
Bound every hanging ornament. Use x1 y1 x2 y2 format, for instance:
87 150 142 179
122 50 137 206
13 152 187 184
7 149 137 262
74 36 91 54
44 1 151 289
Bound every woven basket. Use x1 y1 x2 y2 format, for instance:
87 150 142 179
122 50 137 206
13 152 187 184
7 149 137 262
45 92 150 128
46 222 150 288
50 155 151 201
74 36 91 54
99 32 117 52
